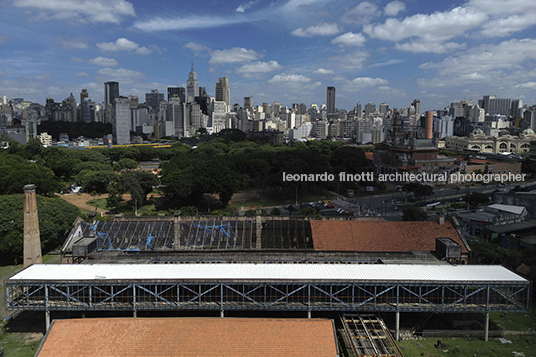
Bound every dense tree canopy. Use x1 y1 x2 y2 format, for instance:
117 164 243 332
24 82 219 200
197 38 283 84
0 194 80 265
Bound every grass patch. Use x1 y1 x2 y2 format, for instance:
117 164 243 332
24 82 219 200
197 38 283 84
490 309 536 331
0 255 60 357
397 335 535 357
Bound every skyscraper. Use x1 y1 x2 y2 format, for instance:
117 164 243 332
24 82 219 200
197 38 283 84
146 89 164 110
326 86 336 116
244 97 253 109
112 96 130 145
215 77 230 110
104 81 119 108
187 64 199 103
412 99 421 116
168 87 185 103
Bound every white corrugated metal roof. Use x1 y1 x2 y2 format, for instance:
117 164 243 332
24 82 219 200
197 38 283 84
8 264 528 283
487 204 526 215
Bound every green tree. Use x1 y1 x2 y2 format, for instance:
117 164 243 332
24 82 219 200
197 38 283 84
403 182 434 199
464 192 489 208
402 206 427 221
298 206 317 216
0 194 80 264
118 171 159 205
113 158 138 171
470 240 523 270
76 170 118 193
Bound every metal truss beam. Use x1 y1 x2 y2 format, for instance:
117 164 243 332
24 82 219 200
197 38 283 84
6 281 530 314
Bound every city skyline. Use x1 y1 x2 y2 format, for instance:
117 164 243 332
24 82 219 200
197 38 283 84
1 0 536 111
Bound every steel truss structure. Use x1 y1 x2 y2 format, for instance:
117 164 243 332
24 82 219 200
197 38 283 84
6 279 530 314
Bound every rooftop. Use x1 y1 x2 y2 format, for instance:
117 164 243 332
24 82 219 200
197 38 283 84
10 263 526 283
37 318 338 357
310 221 468 253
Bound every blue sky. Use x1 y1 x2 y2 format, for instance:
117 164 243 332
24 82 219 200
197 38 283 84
1 0 536 112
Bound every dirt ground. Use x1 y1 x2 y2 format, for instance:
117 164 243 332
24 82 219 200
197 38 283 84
57 193 109 212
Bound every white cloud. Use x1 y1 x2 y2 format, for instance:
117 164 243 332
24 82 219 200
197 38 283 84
75 72 90 77
329 50 370 70
395 41 466 54
88 57 118 67
97 38 154 55
342 2 381 25
236 61 283 76
183 42 211 56
236 0 259 13
479 14 536 38
291 23 340 37
22 74 52 81
514 82 536 89
209 47 260 64
350 77 389 86
134 15 249 32
268 73 311 83
57 37 88 49
419 39 536 86
384 1 406 16
364 6 488 53
13 0 135 24
468 0 536 15
70 57 85 62
314 68 334 74
97 67 145 81
331 32 366 47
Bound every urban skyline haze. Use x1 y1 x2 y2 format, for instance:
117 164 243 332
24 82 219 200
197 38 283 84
1 0 536 111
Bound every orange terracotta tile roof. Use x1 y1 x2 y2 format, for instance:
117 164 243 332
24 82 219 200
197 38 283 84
37 318 337 357
365 152 374 160
311 220 468 253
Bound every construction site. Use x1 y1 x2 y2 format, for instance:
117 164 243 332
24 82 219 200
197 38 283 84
4 187 532 356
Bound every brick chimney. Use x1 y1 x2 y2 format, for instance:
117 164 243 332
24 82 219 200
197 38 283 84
23 184 42 267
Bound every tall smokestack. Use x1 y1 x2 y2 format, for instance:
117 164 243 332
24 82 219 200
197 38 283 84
23 184 42 267
425 111 433 139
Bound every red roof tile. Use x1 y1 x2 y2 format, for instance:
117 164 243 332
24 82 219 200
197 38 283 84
38 318 337 357
311 220 468 253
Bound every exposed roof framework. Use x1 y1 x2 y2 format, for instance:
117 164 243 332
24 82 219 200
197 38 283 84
73 218 313 251
6 264 530 315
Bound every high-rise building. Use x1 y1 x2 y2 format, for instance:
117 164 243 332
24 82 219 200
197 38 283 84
356 102 362 119
364 102 376 116
146 89 164 110
379 103 389 114
244 97 253 109
326 86 336 116
112 96 130 145
168 87 185 103
104 81 119 108
80 89 88 104
511 99 523 118
480 95 511 116
412 99 421 116
187 64 199 103
215 77 230 110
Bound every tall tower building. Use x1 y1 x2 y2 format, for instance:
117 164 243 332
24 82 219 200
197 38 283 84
168 87 185 103
187 64 199 103
112 97 131 145
23 184 42 268
412 99 421 117
326 86 336 116
215 77 230 110
244 97 253 109
104 81 119 108
145 89 164 110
